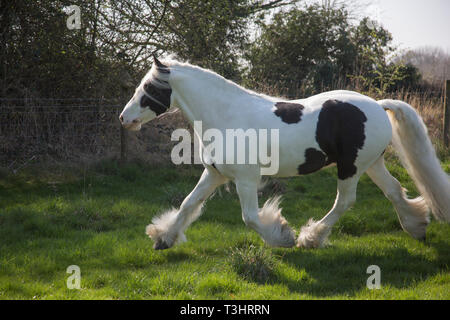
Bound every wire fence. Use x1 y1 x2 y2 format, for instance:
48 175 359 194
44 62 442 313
1 87 447 170
0 98 124 169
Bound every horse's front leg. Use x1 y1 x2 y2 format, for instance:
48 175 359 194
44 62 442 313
146 167 227 250
235 178 296 248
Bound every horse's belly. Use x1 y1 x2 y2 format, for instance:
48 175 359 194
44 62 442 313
270 138 323 177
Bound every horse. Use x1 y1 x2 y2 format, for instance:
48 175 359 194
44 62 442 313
119 56 450 250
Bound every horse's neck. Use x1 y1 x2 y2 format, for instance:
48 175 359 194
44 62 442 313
171 68 263 129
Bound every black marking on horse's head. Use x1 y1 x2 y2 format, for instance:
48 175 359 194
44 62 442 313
140 58 172 116
140 93 166 116
315 99 367 180
141 81 172 116
274 102 305 124
298 148 328 175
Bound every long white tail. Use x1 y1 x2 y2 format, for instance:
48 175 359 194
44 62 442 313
378 99 450 222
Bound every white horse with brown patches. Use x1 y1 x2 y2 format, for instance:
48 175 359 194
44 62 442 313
120 56 450 250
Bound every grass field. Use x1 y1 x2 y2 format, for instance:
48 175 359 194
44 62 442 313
0 156 449 300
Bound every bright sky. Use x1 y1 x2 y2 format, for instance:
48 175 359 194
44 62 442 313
364 0 450 53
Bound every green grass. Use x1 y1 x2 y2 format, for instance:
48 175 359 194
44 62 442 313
0 158 449 300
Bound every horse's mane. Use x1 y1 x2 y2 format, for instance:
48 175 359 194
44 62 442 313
157 57 279 102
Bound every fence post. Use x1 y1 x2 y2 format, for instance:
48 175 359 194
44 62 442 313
120 80 132 164
444 80 450 148
120 125 127 163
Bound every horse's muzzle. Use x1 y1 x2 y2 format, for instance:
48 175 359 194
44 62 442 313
119 115 142 131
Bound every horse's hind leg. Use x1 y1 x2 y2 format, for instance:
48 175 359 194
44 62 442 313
146 167 228 250
365 156 429 240
297 174 360 249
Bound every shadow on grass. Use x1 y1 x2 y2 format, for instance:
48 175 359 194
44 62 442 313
268 239 450 297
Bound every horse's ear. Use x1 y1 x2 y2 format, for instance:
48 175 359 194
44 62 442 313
153 54 167 69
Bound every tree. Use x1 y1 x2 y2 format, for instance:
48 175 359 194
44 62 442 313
398 46 450 86
245 4 358 95
0 0 133 99
1 0 298 98
244 4 399 95
97 0 297 80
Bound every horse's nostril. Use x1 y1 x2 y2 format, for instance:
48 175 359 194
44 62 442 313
119 115 124 123
132 119 139 123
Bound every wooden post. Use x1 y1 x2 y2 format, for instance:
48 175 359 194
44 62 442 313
120 124 127 163
119 82 132 164
444 80 450 148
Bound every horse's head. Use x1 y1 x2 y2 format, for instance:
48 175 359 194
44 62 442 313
119 56 172 131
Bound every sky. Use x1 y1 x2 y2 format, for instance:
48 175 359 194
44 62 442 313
363 0 450 53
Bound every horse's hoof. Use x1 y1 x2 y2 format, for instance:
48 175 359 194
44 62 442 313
153 240 170 250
